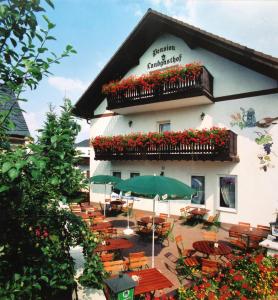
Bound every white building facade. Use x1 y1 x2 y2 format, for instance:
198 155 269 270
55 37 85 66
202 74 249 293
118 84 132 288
73 10 278 226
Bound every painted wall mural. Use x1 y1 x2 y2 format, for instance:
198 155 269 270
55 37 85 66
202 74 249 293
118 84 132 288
230 107 256 129
230 107 277 172
255 131 274 172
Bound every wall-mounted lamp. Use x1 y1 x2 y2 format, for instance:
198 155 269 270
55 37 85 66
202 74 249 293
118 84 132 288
200 112 205 120
128 120 133 127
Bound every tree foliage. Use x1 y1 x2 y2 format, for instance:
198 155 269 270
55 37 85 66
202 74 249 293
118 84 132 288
0 1 105 297
0 101 104 298
0 0 76 140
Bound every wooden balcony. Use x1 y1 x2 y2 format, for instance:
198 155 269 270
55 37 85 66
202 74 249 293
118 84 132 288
106 67 214 114
94 131 239 162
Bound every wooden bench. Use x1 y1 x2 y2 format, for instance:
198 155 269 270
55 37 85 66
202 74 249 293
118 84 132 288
129 251 145 259
128 256 149 270
103 260 127 274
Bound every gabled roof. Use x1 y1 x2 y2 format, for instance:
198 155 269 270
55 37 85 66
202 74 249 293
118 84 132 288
75 139 90 147
0 88 30 137
73 9 278 119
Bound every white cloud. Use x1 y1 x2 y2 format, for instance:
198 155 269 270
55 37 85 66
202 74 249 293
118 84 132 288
146 0 278 56
48 76 88 93
134 8 143 17
23 110 45 139
24 110 90 143
76 119 91 142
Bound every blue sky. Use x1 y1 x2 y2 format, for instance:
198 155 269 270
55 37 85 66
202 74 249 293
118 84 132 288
21 0 278 142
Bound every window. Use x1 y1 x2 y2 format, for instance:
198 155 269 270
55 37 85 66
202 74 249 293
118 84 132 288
112 171 121 179
191 176 205 205
130 172 140 178
158 122 171 133
219 176 236 209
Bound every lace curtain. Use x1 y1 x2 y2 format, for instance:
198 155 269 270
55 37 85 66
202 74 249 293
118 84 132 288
220 177 235 208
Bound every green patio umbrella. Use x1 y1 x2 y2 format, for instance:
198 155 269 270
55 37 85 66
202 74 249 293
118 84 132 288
90 175 123 216
115 175 195 267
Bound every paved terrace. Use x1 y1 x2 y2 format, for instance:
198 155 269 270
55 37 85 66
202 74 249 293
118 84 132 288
100 208 234 297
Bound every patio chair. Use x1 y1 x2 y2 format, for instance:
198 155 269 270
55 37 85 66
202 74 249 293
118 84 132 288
98 201 104 213
248 235 263 250
83 218 91 227
121 203 133 216
156 223 174 247
183 256 200 267
103 228 118 239
202 211 220 229
92 217 104 224
70 205 82 213
160 222 171 229
257 225 270 232
156 222 171 234
227 230 247 251
238 222 250 227
159 213 168 220
202 231 217 242
175 235 196 257
201 259 219 276
100 253 114 262
136 221 152 240
180 207 193 222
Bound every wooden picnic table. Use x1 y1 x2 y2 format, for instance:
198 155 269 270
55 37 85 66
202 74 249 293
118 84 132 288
193 240 232 256
87 211 104 218
110 200 126 211
140 216 165 225
74 212 90 219
190 208 210 216
189 208 210 222
127 268 173 296
110 200 126 206
74 211 103 218
91 222 112 232
229 225 268 247
95 238 134 252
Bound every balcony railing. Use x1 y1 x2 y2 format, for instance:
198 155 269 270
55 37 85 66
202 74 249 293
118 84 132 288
106 66 214 110
94 130 239 162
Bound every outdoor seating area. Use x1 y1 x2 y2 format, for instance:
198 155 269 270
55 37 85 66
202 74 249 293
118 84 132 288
70 176 277 298
71 201 276 298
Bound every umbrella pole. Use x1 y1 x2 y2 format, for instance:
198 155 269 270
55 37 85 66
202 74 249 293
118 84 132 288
123 195 134 235
104 184 106 217
168 200 170 217
127 197 129 229
152 195 157 268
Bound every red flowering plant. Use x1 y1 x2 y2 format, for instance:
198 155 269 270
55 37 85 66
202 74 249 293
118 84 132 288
91 127 229 153
178 253 278 300
102 62 202 95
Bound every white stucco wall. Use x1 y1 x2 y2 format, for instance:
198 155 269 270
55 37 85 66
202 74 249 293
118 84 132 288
89 34 278 226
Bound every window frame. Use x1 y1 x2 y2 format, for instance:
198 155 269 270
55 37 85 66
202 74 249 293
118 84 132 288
217 175 237 213
130 172 140 178
112 171 122 179
191 175 205 206
158 121 171 133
